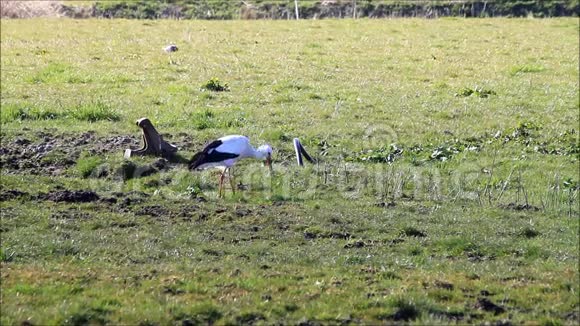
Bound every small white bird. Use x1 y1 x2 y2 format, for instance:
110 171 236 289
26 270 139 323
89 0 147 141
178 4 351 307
163 44 178 64
189 135 272 197
164 44 178 53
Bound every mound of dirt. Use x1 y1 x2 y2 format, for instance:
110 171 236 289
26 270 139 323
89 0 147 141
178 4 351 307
0 131 141 176
38 190 100 203
0 189 28 201
475 297 505 315
135 205 170 217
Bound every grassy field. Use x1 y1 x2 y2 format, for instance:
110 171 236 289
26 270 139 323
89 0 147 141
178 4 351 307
1 18 579 325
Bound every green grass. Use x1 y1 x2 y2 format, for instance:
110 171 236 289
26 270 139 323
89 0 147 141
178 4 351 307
0 101 120 123
75 152 104 178
509 64 547 76
0 18 578 325
68 101 121 122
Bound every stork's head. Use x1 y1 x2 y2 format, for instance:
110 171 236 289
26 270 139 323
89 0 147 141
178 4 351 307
164 44 178 53
257 144 273 171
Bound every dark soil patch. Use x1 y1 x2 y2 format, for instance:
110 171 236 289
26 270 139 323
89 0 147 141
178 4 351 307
0 130 142 176
0 189 28 201
391 302 421 321
297 319 321 326
135 205 170 217
401 226 427 237
235 208 252 217
519 227 541 238
115 191 149 208
150 158 170 171
162 286 185 295
1 132 78 176
235 312 265 325
13 138 31 146
385 237 406 246
214 207 227 214
375 201 396 208
475 297 506 315
99 197 118 204
38 190 100 203
249 225 260 232
94 135 140 155
177 205 199 220
304 231 352 240
344 240 366 249
304 231 317 239
500 203 540 211
195 212 208 222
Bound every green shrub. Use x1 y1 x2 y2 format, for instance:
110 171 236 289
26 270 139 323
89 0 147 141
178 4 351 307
201 77 229 92
1 103 61 123
28 62 91 84
69 102 120 122
76 153 103 178
189 109 244 130
191 109 217 130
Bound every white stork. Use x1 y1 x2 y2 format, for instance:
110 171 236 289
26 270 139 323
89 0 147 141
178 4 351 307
163 44 178 64
189 135 272 197
164 44 178 53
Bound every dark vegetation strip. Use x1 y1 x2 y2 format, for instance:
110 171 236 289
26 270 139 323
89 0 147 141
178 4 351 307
348 122 579 164
56 0 580 20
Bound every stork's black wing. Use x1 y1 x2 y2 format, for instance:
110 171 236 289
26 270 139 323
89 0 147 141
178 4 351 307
189 140 239 170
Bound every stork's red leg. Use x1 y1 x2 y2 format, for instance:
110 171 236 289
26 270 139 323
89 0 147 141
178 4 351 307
228 168 235 195
219 170 226 198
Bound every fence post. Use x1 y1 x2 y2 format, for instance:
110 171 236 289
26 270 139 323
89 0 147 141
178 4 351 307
294 0 299 19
